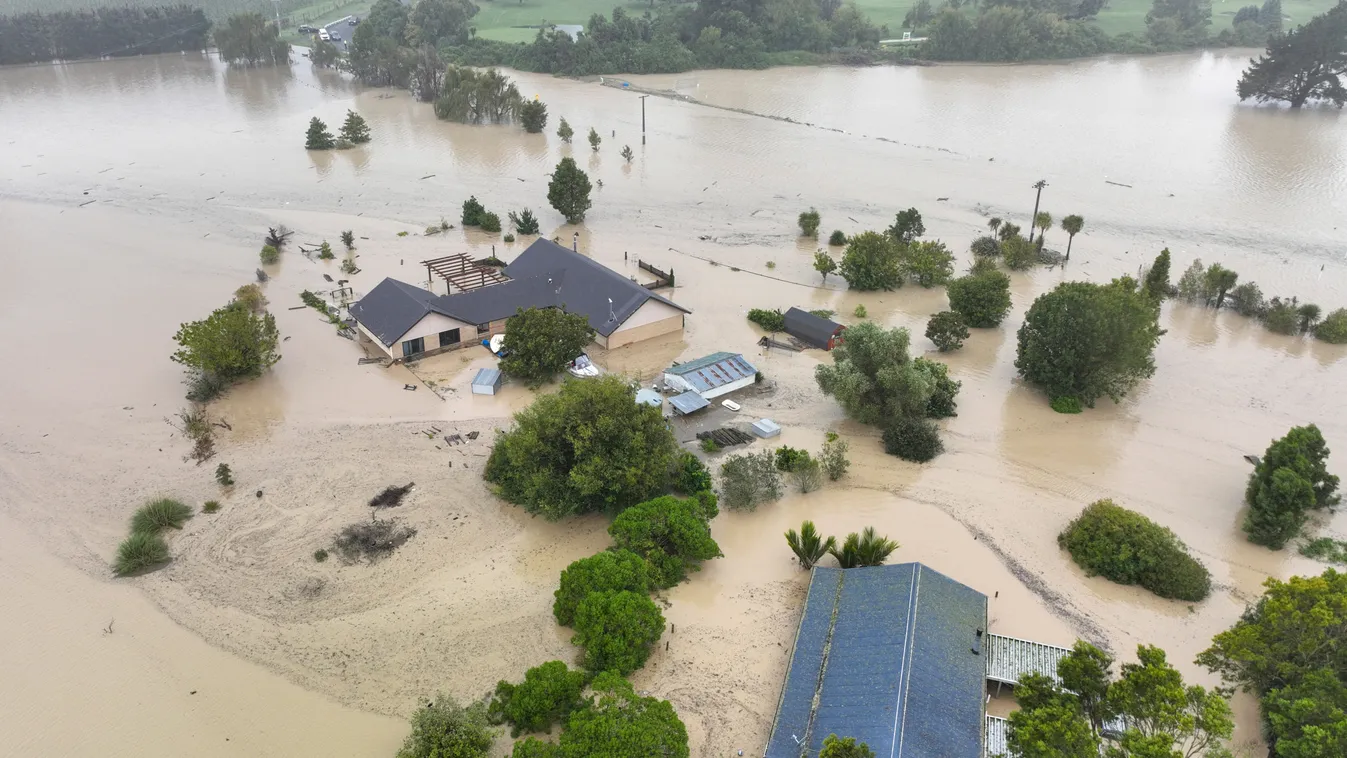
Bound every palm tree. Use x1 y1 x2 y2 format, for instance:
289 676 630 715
1204 264 1239 309
785 520 835 570
828 527 899 568
987 217 1002 235
1060 214 1084 261
998 222 1022 241
1034 211 1053 245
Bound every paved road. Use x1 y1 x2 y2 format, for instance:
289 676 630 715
322 18 353 53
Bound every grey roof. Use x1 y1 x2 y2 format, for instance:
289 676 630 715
348 278 441 347
350 239 690 343
664 352 757 393
669 390 710 415
472 368 501 387
784 307 844 349
766 563 989 758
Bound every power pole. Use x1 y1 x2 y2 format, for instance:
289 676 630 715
639 95 648 145
1028 179 1047 243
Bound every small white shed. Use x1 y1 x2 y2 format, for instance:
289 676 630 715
752 418 781 438
471 368 502 395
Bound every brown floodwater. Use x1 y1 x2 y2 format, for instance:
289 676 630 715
1 51 1344 757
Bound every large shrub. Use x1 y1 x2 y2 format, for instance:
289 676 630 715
485 376 677 519
608 495 722 588
947 269 1012 328
1314 308 1347 343
553 550 652 626
556 672 688 758
925 311 968 352
747 308 786 332
914 358 960 419
571 590 665 674
499 307 595 387
171 303 280 382
1015 278 1162 406
839 231 903 291
1244 424 1339 549
488 660 586 737
815 321 934 425
882 417 943 462
718 450 782 511
1058 499 1211 601
900 240 954 287
396 695 493 758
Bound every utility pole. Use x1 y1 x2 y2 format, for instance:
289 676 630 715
639 95 648 145
1028 179 1047 243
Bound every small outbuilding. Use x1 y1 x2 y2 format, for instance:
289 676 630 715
662 352 758 400
635 388 663 408
752 418 781 438
471 368 502 395
784 307 846 350
669 391 710 416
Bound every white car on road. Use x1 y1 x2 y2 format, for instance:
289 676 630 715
319 28 330 41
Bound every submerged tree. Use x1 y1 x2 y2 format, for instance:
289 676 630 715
520 98 548 133
547 157 593 224
434 66 523 124
304 117 335 150
887 207 925 245
556 672 688 758
339 110 372 144
499 307 594 387
396 695 493 758
1244 424 1340 548
839 231 903 291
816 321 942 425
785 520 836 570
813 250 837 283
947 268 1012 328
1237 2 1347 108
1060 214 1084 261
557 117 574 143
1143 248 1173 301
508 208 540 235
588 126 601 151
608 495 722 587
798 208 821 237
620 145 634 163
215 13 290 66
171 303 280 383
829 527 899 568
1015 278 1163 407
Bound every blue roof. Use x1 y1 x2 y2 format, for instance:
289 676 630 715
664 352 757 393
668 390 710 414
766 563 988 758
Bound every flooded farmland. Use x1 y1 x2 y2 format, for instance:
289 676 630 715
1 49 1344 757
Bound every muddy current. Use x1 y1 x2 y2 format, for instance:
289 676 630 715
1 50 1345 758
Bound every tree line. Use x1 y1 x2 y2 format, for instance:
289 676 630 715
0 4 209 65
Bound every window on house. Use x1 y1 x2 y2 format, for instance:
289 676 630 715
438 328 460 348
477 324 490 334
402 337 425 356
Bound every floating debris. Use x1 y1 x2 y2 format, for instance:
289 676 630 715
369 483 414 509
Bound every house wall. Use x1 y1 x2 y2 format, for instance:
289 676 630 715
356 321 397 359
605 300 685 349
367 312 477 361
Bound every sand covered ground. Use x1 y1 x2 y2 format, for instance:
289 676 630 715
2 56 1346 758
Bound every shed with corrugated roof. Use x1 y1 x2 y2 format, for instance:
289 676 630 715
661 352 757 400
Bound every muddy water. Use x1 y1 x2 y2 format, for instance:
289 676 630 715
1 51 1345 757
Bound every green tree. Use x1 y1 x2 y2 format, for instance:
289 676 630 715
1058 500 1211 601
1247 424 1340 512
1176 259 1210 303
1298 303 1322 333
553 550 652 626
509 209 541 235
340 230 356 249
839 231 903 291
815 322 936 425
916 357 960 418
799 208 821 237
887 207 925 244
747 308 786 332
718 450 782 511
925 311 968 352
339 110 371 144
1034 211 1053 244
1007 673 1101 758
396 695 493 758
484 376 677 519
511 738 561 757
1060 214 1084 261
215 13 290 66
572 590 665 674
520 99 548 133
1108 645 1234 758
557 117 574 143
435 66 523 124
1203 264 1239 309
1246 467 1318 549
670 451 712 495
901 240 955 287
828 526 898 568
608 495 722 588
488 661 587 737
1264 670 1347 758
620 145 634 163
1058 642 1117 737
1002 234 1038 270
882 417 943 462
171 303 280 382
548 157 593 224
499 307 595 387
556 672 688 758
462 195 486 226
819 734 877 758
310 40 340 68
970 235 1001 258
408 0 478 46
1147 0 1213 44
1237 3 1347 108
785 520 836 570
1231 281 1266 316
813 250 837 283
1015 278 1163 407
305 117 335 150
1316 308 1347 343
587 127 601 151
819 433 850 481
1143 249 1172 301
947 268 1012 328
829 230 847 246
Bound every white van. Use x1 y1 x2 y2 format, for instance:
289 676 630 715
319 28 330 41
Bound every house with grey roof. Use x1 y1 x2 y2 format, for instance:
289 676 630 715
767 563 989 758
349 239 690 361
661 352 757 400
